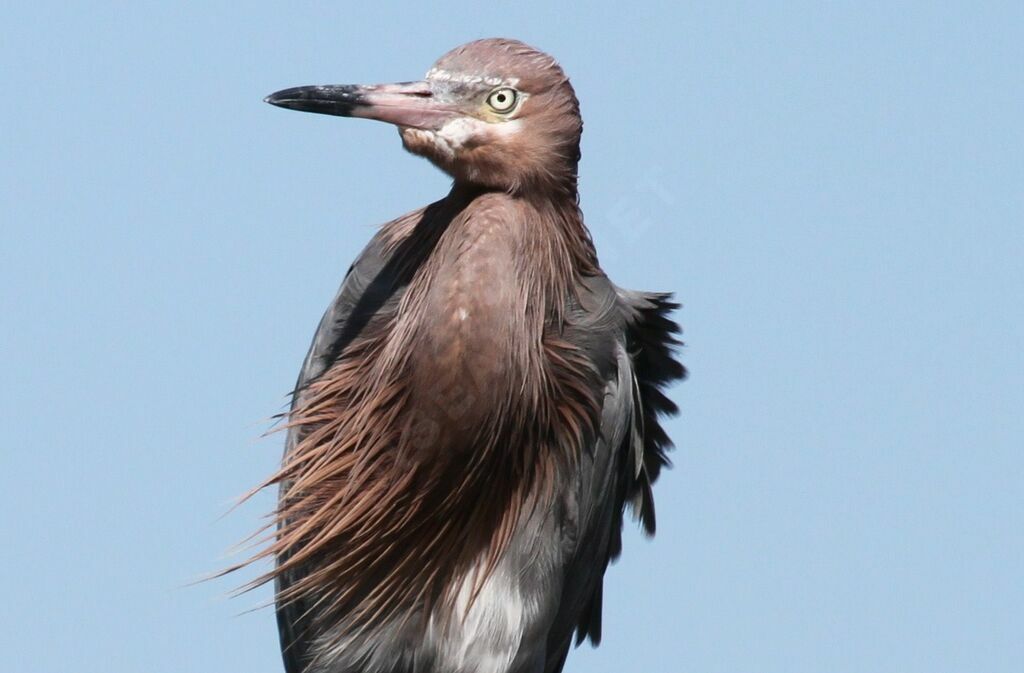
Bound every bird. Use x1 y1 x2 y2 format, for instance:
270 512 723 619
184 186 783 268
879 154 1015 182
240 38 685 673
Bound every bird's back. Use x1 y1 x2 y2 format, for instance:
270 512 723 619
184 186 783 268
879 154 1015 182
269 188 682 673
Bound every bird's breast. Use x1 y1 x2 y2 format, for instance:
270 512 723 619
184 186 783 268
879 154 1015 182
407 214 528 441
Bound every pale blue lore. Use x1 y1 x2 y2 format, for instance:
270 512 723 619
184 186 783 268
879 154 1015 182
1 2 1021 672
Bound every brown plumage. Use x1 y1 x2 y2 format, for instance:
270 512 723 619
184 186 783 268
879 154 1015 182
235 38 684 673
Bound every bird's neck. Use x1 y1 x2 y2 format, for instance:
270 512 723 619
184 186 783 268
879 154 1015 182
389 186 599 468
450 180 598 280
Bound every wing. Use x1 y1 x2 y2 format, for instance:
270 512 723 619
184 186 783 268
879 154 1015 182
275 233 389 673
275 210 427 673
545 284 685 673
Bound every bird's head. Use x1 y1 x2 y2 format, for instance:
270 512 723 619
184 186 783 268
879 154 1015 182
266 39 582 194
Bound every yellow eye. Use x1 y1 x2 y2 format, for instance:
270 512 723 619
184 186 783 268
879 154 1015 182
486 87 518 113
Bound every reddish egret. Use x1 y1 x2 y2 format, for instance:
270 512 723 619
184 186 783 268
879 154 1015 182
245 38 684 673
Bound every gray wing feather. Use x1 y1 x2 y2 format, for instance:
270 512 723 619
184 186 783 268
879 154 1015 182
545 283 684 673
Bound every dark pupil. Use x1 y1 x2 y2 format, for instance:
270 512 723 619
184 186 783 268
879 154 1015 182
496 93 506 104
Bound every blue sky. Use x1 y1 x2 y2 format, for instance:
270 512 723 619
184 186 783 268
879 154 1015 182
2 2 1021 672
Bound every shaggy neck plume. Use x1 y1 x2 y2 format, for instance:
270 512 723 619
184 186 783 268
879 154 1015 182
243 184 602 659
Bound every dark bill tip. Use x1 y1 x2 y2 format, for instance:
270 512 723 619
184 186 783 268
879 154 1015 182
264 85 365 117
